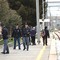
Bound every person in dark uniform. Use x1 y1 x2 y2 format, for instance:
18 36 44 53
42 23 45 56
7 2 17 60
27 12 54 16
42 26 50 46
1 26 9 54
30 27 36 45
12 24 21 49
21 24 30 51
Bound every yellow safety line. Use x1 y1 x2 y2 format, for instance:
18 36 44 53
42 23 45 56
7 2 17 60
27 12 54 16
36 45 46 60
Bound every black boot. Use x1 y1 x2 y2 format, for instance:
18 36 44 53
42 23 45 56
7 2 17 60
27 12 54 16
23 47 26 51
1 52 5 54
6 52 9 54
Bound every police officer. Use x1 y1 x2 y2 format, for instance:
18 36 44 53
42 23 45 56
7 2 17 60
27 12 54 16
42 26 50 46
12 24 21 49
1 26 9 54
30 27 36 45
22 24 30 51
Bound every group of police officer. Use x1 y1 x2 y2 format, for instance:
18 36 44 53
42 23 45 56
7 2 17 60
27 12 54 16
0 22 50 54
1 24 36 54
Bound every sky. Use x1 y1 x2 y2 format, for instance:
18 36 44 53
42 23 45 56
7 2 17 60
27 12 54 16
47 0 60 16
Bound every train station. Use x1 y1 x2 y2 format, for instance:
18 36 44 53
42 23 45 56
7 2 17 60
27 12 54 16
0 0 60 60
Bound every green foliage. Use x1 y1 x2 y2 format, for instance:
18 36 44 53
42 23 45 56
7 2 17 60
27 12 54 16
0 0 47 27
8 0 21 10
7 0 37 26
0 0 22 35
0 0 22 27
7 0 47 26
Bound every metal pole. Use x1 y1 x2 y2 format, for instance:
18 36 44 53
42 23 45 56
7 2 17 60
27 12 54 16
42 0 45 29
36 0 40 44
49 7 52 30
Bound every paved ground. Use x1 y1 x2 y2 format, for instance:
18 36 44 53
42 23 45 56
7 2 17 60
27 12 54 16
0 45 42 60
0 32 59 60
54 32 60 60
0 42 44 60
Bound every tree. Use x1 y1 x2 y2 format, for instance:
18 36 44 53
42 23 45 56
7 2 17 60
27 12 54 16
7 0 47 26
0 0 22 34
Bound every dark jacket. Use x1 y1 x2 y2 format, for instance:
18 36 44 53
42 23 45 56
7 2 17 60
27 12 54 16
21 27 30 37
2 27 8 39
12 28 21 38
30 29 36 37
44 29 50 38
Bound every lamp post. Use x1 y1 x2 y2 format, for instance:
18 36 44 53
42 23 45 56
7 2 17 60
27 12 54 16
42 0 45 29
36 0 40 44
